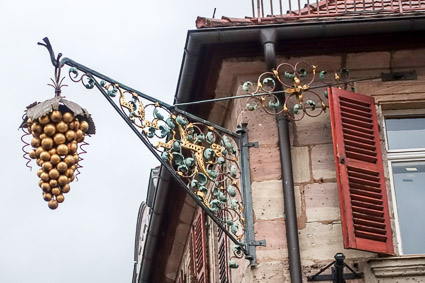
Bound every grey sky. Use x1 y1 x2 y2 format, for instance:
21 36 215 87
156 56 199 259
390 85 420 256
0 1 251 282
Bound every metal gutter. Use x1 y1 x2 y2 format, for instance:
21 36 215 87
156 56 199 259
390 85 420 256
138 168 172 283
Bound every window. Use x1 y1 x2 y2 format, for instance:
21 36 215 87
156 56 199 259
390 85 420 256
385 117 425 255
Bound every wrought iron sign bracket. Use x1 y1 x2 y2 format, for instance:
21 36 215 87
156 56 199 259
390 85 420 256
236 123 262 266
32 37 261 268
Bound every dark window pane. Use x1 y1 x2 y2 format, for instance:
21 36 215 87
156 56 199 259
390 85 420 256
392 161 425 254
386 118 425 150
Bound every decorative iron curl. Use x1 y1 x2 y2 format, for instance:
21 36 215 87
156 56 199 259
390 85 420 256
20 123 32 171
243 62 351 120
75 137 90 181
68 68 95 89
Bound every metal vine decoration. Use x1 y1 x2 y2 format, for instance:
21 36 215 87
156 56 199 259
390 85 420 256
67 67 246 242
243 62 350 120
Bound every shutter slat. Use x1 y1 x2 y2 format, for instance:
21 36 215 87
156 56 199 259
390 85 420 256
341 110 373 124
354 218 386 229
343 133 375 146
217 210 230 283
342 122 375 136
347 166 379 176
346 151 377 163
339 95 372 108
348 176 381 188
329 87 394 255
353 212 386 223
340 105 373 119
191 208 208 283
350 189 382 200
345 140 376 152
349 182 382 194
352 206 384 217
342 117 373 129
351 200 383 211
354 224 387 235
339 99 372 113
347 169 380 182
354 230 387 242
351 194 383 205
345 145 377 158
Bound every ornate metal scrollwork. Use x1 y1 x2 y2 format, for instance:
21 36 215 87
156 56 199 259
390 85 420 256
243 62 350 120
66 67 246 242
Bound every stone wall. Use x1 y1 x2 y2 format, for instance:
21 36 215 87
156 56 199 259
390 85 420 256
175 47 425 283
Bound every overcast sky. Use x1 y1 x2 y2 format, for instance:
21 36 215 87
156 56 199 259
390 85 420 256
0 1 253 282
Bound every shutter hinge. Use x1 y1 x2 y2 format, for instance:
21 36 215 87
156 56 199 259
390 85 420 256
248 240 266 247
339 157 345 164
243 141 259 148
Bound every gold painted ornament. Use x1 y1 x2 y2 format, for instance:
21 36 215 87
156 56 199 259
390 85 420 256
20 96 95 210
48 199 58 210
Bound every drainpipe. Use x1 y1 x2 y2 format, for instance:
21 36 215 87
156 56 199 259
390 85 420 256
261 29 303 283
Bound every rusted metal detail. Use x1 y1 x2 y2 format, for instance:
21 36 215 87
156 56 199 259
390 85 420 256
196 0 425 29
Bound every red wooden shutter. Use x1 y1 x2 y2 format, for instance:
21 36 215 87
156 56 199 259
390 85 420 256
217 210 230 283
192 208 208 283
328 87 394 255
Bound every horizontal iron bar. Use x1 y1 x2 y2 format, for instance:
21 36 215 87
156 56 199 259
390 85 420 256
307 273 364 281
173 107 241 139
172 75 383 107
87 74 248 254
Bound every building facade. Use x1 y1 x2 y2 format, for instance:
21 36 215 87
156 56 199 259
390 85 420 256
134 2 425 282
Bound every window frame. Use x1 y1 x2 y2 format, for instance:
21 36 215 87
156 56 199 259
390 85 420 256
383 111 425 255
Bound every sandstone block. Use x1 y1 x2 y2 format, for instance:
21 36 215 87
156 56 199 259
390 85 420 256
240 108 279 146
299 222 374 264
311 143 336 180
294 112 332 146
252 180 284 220
179 202 196 225
251 261 290 283
346 52 391 77
291 146 311 183
391 48 425 76
174 221 191 245
277 55 342 73
254 219 288 262
252 181 302 220
304 182 340 222
249 146 281 182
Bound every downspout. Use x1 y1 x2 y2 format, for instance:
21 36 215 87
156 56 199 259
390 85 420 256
261 29 303 283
